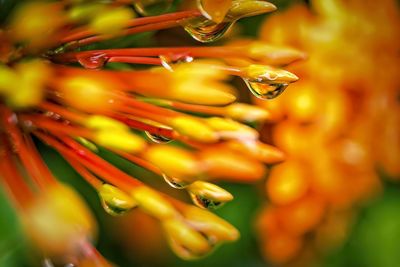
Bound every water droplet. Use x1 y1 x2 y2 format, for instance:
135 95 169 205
133 0 173 16
145 131 172 144
162 173 189 189
189 192 224 210
182 17 233 43
77 53 108 70
243 78 288 100
100 198 134 216
183 0 276 43
99 184 137 216
159 54 194 72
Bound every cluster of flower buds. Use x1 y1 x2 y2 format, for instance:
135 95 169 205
255 0 400 265
0 0 303 265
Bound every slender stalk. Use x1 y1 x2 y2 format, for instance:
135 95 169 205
34 132 142 191
61 10 200 43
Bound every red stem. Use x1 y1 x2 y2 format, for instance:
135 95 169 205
61 10 200 43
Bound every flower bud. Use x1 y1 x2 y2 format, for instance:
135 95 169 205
131 186 177 220
224 103 270 122
23 183 97 258
162 218 211 260
170 116 218 143
144 145 202 181
187 181 233 209
183 205 240 243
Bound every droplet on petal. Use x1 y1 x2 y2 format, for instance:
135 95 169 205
98 184 137 216
243 78 288 100
159 54 194 72
182 17 233 43
182 0 276 43
77 53 108 70
145 131 172 144
189 192 224 210
162 173 189 189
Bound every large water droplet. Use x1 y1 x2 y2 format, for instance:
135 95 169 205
189 192 224 210
182 17 232 43
243 78 288 100
133 0 173 16
145 131 172 144
183 0 276 43
162 173 189 189
99 184 137 216
77 53 108 70
159 54 194 72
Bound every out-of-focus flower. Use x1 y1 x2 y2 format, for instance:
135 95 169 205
0 0 300 265
256 0 400 265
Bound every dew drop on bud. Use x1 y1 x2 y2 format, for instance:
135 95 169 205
100 199 134 216
133 0 173 16
145 131 172 144
77 53 108 70
159 54 194 72
98 184 137 216
242 78 288 100
189 192 224 210
181 17 233 43
162 173 189 189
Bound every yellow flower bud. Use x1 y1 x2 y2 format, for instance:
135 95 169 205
162 218 211 260
59 75 119 114
248 42 307 65
183 205 240 243
170 116 218 143
204 117 258 141
0 65 18 94
170 62 237 105
198 0 232 23
94 129 146 153
229 0 276 19
131 186 177 220
200 148 266 182
225 140 286 164
4 60 50 109
143 145 201 180
224 103 270 122
85 115 128 131
187 181 233 209
23 183 97 258
90 7 134 35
